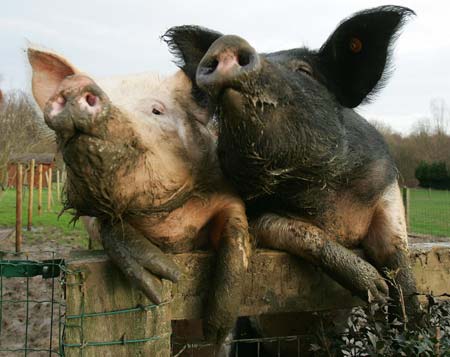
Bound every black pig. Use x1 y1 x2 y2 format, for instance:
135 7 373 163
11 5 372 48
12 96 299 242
164 5 421 322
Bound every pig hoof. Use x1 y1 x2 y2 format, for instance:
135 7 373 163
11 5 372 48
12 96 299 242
105 240 167 304
352 261 389 303
100 222 183 304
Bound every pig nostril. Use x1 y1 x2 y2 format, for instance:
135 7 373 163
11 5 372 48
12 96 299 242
85 93 97 107
238 52 251 67
56 95 66 105
203 59 219 75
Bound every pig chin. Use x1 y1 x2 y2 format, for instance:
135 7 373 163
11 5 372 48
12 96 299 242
219 85 278 126
62 135 142 219
221 88 244 112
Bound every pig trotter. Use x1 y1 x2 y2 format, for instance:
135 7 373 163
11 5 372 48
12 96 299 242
253 214 389 303
321 240 388 302
100 222 182 304
203 213 251 345
382 250 424 326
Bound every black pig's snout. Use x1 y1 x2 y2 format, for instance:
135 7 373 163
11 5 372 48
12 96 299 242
196 35 260 93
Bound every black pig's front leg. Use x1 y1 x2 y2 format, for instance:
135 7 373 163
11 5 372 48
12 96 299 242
203 203 251 346
252 214 389 303
361 184 422 325
100 222 182 304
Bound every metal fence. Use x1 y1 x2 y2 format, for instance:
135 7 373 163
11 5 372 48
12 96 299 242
1 251 308 357
172 335 307 357
0 251 63 356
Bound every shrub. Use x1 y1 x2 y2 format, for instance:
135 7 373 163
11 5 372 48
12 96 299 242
311 296 450 356
415 161 450 189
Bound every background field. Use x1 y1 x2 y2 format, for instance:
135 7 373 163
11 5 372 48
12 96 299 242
0 188 88 248
0 188 449 244
409 188 450 237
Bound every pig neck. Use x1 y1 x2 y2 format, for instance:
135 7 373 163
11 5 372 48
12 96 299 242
125 164 236 253
216 102 379 218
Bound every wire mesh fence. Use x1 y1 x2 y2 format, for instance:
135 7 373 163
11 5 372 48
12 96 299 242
0 251 309 356
0 250 63 356
408 188 450 237
172 334 310 357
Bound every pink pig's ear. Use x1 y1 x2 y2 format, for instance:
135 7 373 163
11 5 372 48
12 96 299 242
27 48 78 110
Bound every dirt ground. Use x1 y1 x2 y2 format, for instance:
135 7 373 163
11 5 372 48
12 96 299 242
0 227 87 356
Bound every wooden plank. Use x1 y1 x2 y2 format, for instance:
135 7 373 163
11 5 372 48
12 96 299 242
46 167 52 211
65 242 450 321
27 159 35 231
37 164 43 216
56 169 60 202
63 242 450 356
15 164 22 253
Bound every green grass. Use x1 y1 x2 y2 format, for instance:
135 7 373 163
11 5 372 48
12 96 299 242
0 187 448 244
0 187 88 246
409 188 450 237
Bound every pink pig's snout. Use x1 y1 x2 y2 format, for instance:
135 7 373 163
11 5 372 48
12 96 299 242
43 74 110 139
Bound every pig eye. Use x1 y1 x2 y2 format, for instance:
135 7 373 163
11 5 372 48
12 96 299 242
295 63 313 76
290 60 313 77
151 103 165 115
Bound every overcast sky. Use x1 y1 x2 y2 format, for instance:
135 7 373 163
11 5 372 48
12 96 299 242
1 0 449 133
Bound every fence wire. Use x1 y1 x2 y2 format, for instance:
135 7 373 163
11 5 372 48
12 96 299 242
0 250 64 356
172 334 309 357
0 251 310 356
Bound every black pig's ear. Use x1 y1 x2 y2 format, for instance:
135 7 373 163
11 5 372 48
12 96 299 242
163 26 223 82
317 6 414 108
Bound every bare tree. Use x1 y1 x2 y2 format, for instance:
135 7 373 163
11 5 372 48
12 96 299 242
430 98 449 134
0 90 53 189
369 119 395 136
371 112 450 187
411 117 432 135
0 75 3 106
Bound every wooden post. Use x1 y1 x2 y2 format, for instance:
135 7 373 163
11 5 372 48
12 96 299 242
15 164 23 253
56 169 61 202
402 187 410 231
65 252 172 357
61 163 66 186
27 159 35 231
47 167 52 211
38 164 43 216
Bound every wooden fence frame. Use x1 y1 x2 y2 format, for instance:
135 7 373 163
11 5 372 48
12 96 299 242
63 242 450 356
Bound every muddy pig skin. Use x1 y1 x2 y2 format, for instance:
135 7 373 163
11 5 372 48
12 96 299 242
27 48 251 346
165 5 423 326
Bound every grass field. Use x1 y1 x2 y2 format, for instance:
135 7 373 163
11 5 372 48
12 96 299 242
0 187 448 247
409 188 450 237
0 187 88 248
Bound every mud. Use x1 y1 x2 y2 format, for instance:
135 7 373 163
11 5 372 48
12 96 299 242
0 229 86 356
